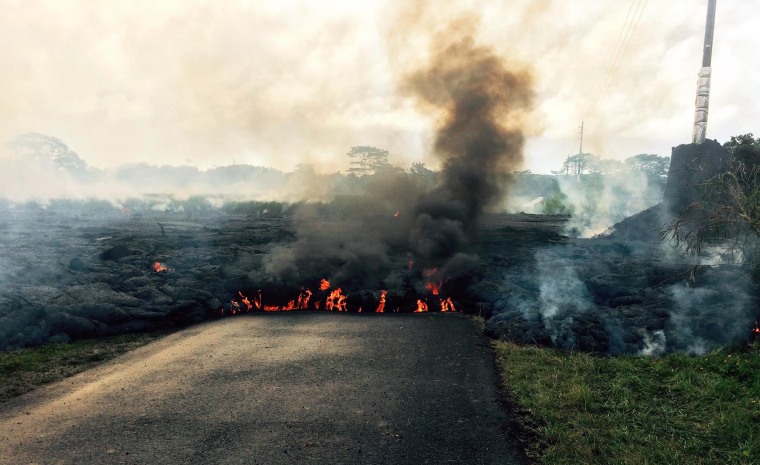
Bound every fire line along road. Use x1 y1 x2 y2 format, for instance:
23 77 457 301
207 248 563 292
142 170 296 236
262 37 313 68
0 313 528 465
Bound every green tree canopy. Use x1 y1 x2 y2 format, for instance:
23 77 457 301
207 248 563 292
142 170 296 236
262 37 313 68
557 153 599 176
625 154 670 179
723 133 760 168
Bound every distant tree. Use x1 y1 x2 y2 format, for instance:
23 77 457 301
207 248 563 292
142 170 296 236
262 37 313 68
593 158 626 175
558 153 598 176
625 154 670 180
5 133 87 173
408 162 432 176
408 162 437 188
346 146 390 176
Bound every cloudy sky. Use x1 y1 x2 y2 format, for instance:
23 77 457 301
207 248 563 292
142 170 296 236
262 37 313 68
1 0 757 174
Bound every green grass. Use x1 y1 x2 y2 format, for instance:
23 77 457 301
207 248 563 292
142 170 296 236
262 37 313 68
495 341 760 465
0 332 167 402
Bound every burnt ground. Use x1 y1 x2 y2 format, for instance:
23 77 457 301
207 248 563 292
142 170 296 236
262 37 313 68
0 205 293 349
1 202 758 354
0 312 528 465
476 207 759 355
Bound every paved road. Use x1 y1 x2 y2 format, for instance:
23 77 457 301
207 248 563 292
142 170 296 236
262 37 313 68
1 313 527 465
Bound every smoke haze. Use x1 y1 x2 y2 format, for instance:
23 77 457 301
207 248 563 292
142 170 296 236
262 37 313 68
1 1 758 174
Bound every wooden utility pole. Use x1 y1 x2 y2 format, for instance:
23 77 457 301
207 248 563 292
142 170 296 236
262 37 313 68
692 0 717 144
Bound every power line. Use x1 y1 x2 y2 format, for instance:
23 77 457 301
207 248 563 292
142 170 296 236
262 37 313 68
592 0 643 114
588 0 638 116
589 0 649 118
597 0 637 95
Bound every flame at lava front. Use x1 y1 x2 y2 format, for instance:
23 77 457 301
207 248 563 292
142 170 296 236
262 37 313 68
753 321 759 335
393 210 400 218
238 292 252 311
320 278 331 291
153 262 168 273
376 290 387 313
415 299 428 313
297 289 312 309
325 288 347 312
423 268 442 295
440 297 456 312
264 300 297 312
426 281 441 295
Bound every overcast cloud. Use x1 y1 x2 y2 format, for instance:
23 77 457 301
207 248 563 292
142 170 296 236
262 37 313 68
1 0 757 174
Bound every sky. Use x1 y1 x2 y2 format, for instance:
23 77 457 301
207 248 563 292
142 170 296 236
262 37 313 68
0 0 757 174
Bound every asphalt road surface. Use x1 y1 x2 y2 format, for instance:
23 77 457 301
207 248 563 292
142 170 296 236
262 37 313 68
1 313 527 465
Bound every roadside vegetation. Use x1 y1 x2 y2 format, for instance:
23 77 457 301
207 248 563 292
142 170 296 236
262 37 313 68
0 332 167 402
495 340 760 465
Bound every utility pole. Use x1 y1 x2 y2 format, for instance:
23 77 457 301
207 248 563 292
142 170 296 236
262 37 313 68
692 0 717 144
576 121 584 176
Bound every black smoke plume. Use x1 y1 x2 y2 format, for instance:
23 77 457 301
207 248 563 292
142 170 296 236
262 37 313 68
262 25 534 292
404 34 534 283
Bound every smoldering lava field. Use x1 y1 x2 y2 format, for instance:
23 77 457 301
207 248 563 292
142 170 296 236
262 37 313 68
1 197 756 355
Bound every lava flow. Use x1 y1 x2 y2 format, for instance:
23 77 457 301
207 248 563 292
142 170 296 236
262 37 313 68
376 290 387 313
220 273 458 316
325 288 348 312
152 262 168 272
423 268 442 295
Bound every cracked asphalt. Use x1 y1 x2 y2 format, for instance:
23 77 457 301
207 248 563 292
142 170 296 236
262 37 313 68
1 313 527 465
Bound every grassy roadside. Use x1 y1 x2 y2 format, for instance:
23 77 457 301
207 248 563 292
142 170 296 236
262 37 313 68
0 332 168 402
495 341 760 465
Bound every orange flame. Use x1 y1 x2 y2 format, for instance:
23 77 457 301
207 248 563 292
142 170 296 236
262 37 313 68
415 299 428 313
325 288 347 312
440 297 456 312
153 262 168 272
393 210 400 218
423 267 442 295
238 292 252 311
264 300 297 312
426 281 441 295
376 290 387 313
753 321 759 335
297 289 312 310
320 278 331 291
